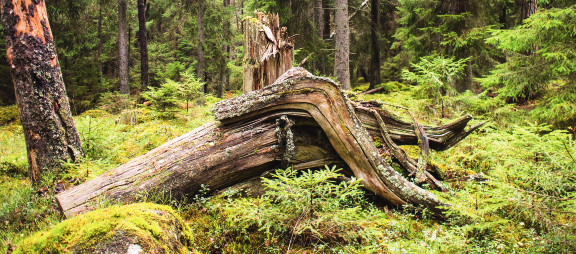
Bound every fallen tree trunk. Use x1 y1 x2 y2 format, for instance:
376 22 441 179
57 68 483 218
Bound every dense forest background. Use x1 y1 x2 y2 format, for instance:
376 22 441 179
0 0 574 128
1 0 576 252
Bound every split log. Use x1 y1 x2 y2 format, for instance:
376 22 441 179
243 11 295 93
57 68 483 218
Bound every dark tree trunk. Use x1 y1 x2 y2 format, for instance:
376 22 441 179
314 0 325 76
57 68 484 218
499 1 507 29
521 0 537 21
368 0 381 90
197 0 205 89
1 0 85 185
322 0 331 40
98 0 103 88
138 0 149 90
118 0 129 94
334 0 350 90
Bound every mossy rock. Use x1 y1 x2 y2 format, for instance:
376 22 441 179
0 105 20 126
15 203 195 254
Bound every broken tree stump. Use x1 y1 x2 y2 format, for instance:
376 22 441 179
243 11 295 93
56 68 483 218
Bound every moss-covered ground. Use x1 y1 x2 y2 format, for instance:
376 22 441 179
1 87 575 253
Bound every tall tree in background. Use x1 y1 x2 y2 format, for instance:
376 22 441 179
118 0 129 94
521 0 537 20
314 0 325 75
197 0 205 90
0 0 85 184
368 0 381 90
218 0 230 98
138 0 149 90
334 0 350 89
98 0 103 88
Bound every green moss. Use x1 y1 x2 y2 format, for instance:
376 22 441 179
0 105 20 126
15 203 195 254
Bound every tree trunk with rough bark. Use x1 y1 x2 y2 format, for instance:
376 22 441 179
56 68 483 218
1 0 85 185
368 0 381 90
334 0 350 90
138 0 149 90
218 0 230 98
242 11 295 93
118 0 129 94
197 0 205 90
521 0 537 21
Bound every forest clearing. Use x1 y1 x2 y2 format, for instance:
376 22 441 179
1 0 575 253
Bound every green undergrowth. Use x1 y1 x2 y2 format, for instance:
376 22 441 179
2 88 576 253
0 101 217 253
15 203 194 253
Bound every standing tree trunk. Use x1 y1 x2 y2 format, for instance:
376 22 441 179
197 0 206 92
98 0 103 89
314 0 325 76
521 0 537 21
242 11 295 93
368 0 381 90
323 0 331 40
118 0 129 95
137 0 149 90
1 0 85 185
334 0 350 90
218 0 230 98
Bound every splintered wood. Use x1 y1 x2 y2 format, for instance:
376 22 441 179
243 11 295 93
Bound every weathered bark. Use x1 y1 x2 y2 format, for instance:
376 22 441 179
137 0 149 90
197 0 205 88
368 0 381 90
1 0 85 184
334 0 350 89
520 0 537 21
242 11 295 93
118 0 129 94
56 68 483 218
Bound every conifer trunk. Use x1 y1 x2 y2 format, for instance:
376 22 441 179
521 0 537 21
137 0 149 90
334 0 350 90
368 0 381 90
1 0 85 185
197 0 206 90
98 0 103 88
118 0 129 94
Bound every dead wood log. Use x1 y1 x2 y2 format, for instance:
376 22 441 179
243 11 295 93
57 68 483 218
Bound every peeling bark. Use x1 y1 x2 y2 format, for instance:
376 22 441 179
57 68 483 218
242 11 295 93
1 0 85 184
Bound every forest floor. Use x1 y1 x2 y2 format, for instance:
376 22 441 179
1 86 574 253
